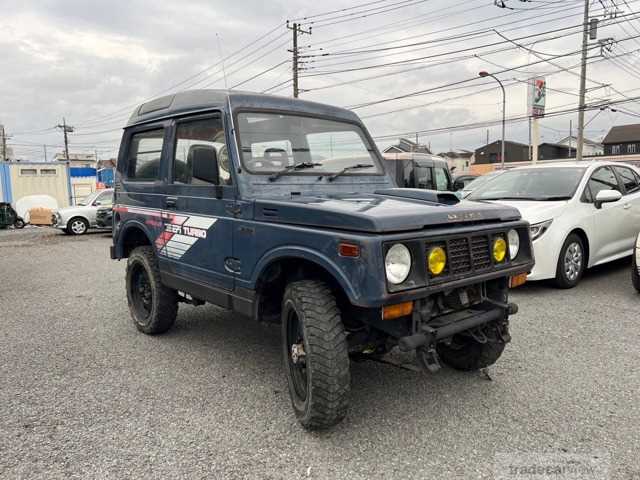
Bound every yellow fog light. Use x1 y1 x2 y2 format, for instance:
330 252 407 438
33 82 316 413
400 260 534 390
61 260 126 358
428 246 447 275
493 237 507 263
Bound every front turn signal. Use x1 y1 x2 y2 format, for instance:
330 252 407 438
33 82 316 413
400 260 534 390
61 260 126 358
382 301 413 320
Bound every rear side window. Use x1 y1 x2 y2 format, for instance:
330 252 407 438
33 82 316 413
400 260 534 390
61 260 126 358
126 129 164 181
614 166 640 194
173 117 230 185
434 167 450 191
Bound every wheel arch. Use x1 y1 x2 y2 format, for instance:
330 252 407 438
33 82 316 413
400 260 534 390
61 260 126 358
568 227 590 267
116 221 155 258
251 247 358 322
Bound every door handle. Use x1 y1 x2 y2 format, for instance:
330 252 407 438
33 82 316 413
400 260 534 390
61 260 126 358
166 197 178 209
624 203 631 210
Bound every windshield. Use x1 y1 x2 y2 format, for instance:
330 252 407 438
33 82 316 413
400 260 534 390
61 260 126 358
236 112 381 176
78 191 100 206
468 167 586 201
463 173 500 192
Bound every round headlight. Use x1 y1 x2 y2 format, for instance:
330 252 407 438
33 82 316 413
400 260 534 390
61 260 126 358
428 246 447 276
508 229 520 259
385 244 412 284
493 237 507 263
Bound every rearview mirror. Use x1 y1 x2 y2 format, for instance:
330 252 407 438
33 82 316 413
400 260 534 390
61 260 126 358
594 189 622 209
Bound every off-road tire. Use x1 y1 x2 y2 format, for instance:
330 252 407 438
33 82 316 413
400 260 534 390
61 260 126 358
437 336 506 371
282 280 351 430
553 233 585 289
632 248 640 293
13 218 25 229
126 246 178 334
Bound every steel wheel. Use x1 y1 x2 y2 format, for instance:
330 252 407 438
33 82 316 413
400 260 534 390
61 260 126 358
129 263 153 323
285 308 308 403
564 241 583 282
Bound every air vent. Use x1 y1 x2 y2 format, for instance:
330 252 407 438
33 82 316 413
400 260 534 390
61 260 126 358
262 208 279 218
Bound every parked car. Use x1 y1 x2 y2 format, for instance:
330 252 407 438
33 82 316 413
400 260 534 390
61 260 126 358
468 162 640 288
52 189 113 235
460 170 504 198
0 202 25 229
382 152 453 191
111 90 534 430
96 206 113 228
632 232 640 292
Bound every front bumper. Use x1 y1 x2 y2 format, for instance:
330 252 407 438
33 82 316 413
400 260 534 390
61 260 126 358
526 232 562 281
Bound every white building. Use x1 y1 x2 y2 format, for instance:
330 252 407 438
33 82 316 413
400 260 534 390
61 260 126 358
557 136 603 157
54 152 97 168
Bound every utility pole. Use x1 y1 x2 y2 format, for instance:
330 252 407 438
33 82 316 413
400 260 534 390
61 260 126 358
287 21 312 98
576 0 590 161
568 120 573 158
56 118 74 162
1 125 7 161
43 144 48 162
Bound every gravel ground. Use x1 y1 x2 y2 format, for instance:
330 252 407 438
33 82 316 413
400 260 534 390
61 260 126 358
0 228 638 479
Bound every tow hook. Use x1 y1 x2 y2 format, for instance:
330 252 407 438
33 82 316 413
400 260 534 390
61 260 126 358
417 346 441 373
291 343 306 365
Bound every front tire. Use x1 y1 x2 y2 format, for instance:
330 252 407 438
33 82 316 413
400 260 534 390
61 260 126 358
282 280 351 430
126 246 178 334
553 233 585 289
632 247 640 292
67 217 89 235
437 335 506 371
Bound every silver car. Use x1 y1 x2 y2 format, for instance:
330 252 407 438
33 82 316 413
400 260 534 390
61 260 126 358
53 189 113 235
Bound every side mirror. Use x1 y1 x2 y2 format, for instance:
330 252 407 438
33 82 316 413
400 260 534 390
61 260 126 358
453 180 465 191
190 145 220 185
594 189 622 209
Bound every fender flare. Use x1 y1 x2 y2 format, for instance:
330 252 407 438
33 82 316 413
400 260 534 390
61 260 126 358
251 246 360 304
115 220 156 257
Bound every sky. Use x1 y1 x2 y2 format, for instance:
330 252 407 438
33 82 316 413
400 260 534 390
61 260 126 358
2 0 640 161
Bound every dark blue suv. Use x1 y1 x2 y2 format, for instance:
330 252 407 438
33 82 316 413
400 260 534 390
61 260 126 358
111 90 534 429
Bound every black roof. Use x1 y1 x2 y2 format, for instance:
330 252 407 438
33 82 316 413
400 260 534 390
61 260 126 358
602 123 640 144
126 89 361 127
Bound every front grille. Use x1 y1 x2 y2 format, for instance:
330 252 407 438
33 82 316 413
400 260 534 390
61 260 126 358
429 233 500 279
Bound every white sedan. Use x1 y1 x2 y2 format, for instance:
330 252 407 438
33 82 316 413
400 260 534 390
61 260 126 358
467 161 640 288
52 189 114 235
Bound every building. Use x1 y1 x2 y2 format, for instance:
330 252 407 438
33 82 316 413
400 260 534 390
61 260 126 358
557 136 603 156
383 138 432 155
602 123 640 156
54 152 97 168
437 149 474 173
474 140 529 164
538 143 576 160
0 162 71 207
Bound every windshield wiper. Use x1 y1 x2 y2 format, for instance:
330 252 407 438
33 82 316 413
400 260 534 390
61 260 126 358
268 162 321 182
327 164 374 182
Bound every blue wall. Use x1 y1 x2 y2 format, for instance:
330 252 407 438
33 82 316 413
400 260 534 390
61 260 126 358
0 163 12 203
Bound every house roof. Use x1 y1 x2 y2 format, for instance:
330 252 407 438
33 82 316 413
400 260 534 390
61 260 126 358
557 135 602 147
539 142 576 150
602 123 640 144
475 140 529 151
382 137 431 154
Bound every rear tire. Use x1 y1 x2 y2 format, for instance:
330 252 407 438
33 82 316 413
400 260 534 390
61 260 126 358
282 280 351 430
632 247 640 293
553 233 585 289
13 218 25 229
126 246 178 334
437 335 506 371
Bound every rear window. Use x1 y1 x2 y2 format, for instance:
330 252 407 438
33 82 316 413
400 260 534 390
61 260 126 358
126 129 164 181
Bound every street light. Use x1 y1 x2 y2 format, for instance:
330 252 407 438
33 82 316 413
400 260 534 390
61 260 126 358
479 71 506 170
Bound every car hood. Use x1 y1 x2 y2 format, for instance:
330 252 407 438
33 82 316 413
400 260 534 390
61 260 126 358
489 200 568 224
254 191 521 233
55 205 91 216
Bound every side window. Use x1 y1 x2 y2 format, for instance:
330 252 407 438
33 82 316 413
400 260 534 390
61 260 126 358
614 166 640 194
126 129 164 181
434 168 450 191
586 167 620 202
173 117 230 185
